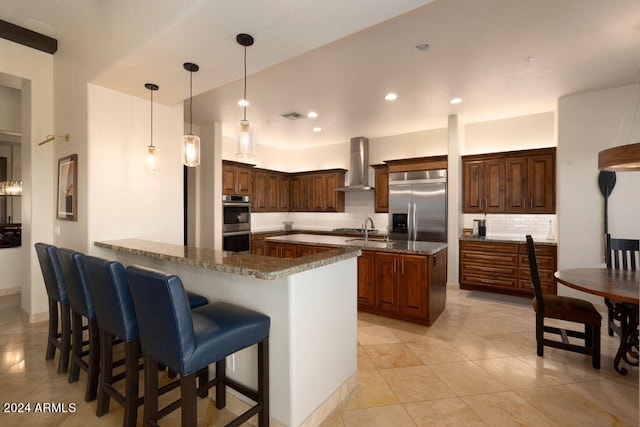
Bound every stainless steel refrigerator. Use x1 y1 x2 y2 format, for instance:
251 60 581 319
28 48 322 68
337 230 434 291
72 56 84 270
388 169 447 242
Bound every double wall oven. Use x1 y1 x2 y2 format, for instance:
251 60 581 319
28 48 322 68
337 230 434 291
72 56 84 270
222 195 251 253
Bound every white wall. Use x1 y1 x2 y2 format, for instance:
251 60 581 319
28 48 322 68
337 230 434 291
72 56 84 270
557 84 640 301
0 38 55 318
370 128 448 164
87 85 184 248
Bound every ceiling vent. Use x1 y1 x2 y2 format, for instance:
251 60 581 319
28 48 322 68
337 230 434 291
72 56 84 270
280 112 305 120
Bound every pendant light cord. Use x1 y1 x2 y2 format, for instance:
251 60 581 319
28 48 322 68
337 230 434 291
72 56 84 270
189 70 194 134
614 68 640 147
243 45 248 121
150 88 154 147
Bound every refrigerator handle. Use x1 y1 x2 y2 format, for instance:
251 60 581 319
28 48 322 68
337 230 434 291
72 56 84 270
412 202 417 241
407 202 412 240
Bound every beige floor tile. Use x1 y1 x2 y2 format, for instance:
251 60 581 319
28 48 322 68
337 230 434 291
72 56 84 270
362 343 424 370
356 346 376 371
566 379 639 426
404 397 488 427
429 361 509 397
404 337 468 365
462 391 559 426
340 370 399 410
474 357 561 389
379 365 456 402
357 325 400 346
341 404 416 427
517 384 632 426
444 335 512 360
480 332 538 356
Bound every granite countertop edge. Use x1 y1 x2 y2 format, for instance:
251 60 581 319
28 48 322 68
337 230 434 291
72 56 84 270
460 235 557 245
94 239 360 280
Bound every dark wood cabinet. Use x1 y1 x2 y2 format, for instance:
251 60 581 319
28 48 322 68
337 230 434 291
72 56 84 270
252 169 289 212
289 169 345 212
372 164 389 213
374 252 400 312
463 148 555 214
357 250 375 308
459 239 556 297
399 254 428 319
265 241 297 258
251 232 287 255
222 161 252 195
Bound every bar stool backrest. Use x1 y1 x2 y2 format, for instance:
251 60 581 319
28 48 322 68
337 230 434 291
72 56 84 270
84 256 139 342
57 248 95 319
126 265 195 372
35 243 67 302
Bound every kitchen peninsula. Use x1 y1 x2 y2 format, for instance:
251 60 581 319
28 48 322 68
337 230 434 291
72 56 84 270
94 239 360 427
263 233 448 326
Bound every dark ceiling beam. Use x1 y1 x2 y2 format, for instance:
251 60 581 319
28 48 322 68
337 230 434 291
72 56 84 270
0 19 57 54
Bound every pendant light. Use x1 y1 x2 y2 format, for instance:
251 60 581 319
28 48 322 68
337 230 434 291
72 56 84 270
183 62 201 167
145 83 159 172
598 69 640 171
235 33 256 157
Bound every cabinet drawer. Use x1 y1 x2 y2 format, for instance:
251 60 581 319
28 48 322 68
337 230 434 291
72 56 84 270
518 254 555 270
518 267 554 283
518 243 556 256
460 250 518 266
462 262 519 278
460 241 519 253
461 272 518 289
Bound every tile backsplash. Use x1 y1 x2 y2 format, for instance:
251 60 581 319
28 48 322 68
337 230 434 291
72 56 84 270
463 214 557 241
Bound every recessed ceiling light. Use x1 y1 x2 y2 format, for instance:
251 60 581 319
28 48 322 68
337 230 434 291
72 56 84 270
24 19 57 37
313 127 322 132
385 93 398 101
450 98 462 104
412 43 430 53
307 111 318 118
524 56 535 64
238 99 249 107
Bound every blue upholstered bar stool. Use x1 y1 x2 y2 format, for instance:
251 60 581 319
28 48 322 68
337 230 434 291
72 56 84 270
57 248 100 402
126 265 270 427
35 243 71 374
83 256 209 426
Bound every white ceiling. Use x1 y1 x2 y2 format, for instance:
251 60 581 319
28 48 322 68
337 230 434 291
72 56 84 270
2 0 640 150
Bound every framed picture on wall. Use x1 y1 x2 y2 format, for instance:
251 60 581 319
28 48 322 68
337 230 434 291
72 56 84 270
57 154 77 221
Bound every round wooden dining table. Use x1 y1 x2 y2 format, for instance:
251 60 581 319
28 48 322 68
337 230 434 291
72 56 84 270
555 268 639 374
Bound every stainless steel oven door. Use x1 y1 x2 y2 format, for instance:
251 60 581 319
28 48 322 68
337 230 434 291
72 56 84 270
222 231 251 253
222 202 251 233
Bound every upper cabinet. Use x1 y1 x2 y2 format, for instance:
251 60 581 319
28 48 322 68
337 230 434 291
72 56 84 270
462 147 556 214
291 169 346 213
372 164 389 213
252 169 289 212
222 160 253 195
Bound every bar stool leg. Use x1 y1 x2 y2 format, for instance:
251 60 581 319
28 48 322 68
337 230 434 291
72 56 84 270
181 374 198 427
68 312 83 383
143 354 159 426
215 359 226 409
46 298 58 361
97 328 112 416
59 301 72 374
258 339 269 427
86 318 100 402
124 340 140 427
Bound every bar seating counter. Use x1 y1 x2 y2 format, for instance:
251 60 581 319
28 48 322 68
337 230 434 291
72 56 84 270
94 238 359 427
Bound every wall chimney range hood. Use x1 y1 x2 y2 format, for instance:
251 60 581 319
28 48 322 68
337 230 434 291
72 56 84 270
335 137 373 192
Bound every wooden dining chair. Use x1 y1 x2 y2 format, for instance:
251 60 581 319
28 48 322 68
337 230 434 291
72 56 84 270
526 235 601 369
604 234 639 337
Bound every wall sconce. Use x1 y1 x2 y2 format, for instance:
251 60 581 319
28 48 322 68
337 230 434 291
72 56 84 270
183 62 200 167
38 134 71 146
145 83 159 172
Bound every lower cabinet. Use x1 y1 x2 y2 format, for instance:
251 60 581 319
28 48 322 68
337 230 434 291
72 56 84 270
459 239 557 296
251 232 288 255
265 241 331 258
359 249 447 325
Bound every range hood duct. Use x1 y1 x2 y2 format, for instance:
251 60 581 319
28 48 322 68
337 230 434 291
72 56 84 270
335 137 373 192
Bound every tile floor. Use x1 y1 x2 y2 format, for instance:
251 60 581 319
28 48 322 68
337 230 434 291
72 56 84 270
0 289 638 426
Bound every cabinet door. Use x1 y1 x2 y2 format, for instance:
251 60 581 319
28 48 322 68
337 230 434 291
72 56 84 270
296 245 315 257
252 172 268 211
505 157 528 213
252 243 266 256
278 175 290 211
528 154 555 213
312 175 325 211
266 174 278 210
281 243 297 259
266 242 280 258
399 255 428 318
374 166 389 213
236 168 251 195
290 177 301 211
222 166 236 195
375 253 400 312
463 160 483 213
483 159 505 212
324 173 339 212
358 251 375 307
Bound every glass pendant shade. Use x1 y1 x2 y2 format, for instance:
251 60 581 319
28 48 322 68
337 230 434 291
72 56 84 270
146 146 157 172
235 120 255 157
183 134 201 167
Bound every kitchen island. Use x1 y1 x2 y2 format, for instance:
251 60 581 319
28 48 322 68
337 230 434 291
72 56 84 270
264 234 448 325
94 239 360 427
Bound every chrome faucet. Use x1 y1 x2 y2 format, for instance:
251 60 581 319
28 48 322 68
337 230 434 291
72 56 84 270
363 217 375 242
